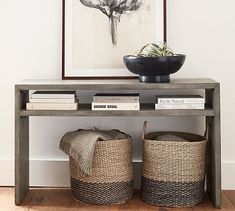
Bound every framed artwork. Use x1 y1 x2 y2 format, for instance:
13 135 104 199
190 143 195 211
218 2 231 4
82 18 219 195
62 0 167 79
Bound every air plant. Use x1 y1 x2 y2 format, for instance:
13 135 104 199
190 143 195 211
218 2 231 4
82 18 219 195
79 0 142 45
134 43 174 57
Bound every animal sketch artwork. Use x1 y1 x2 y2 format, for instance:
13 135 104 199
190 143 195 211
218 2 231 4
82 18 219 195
79 0 143 46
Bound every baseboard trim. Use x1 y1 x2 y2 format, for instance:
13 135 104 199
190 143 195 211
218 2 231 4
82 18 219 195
0 159 234 189
222 161 235 189
0 159 70 187
0 159 14 186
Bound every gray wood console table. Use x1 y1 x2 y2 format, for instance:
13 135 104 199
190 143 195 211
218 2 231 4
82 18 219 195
15 78 221 208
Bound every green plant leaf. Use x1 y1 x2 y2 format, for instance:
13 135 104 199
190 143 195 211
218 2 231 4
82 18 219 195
134 42 174 57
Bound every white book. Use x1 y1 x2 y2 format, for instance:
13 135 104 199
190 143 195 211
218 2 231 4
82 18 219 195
26 103 78 110
32 91 76 99
93 93 139 103
92 102 140 111
156 95 205 104
155 104 205 110
29 98 76 103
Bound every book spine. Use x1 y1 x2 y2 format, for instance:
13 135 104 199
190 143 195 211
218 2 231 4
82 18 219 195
31 94 76 99
155 104 205 109
93 97 139 103
26 103 78 110
29 98 76 103
92 103 140 111
156 98 205 104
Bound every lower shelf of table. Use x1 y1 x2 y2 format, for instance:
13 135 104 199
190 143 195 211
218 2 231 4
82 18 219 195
20 104 214 117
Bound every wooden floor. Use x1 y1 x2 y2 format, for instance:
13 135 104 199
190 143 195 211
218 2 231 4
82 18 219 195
1 188 235 211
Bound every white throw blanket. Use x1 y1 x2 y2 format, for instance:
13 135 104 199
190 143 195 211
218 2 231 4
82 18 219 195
59 129 128 176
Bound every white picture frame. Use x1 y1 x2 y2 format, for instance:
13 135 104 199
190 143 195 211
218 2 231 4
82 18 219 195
62 0 167 79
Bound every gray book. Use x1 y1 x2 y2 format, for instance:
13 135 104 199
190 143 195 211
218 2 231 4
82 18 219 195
93 93 139 103
32 91 76 99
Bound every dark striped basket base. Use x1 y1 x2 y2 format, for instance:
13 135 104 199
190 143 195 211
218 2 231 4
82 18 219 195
141 176 205 207
71 177 134 205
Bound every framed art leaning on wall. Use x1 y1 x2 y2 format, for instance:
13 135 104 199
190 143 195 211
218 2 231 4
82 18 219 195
62 0 167 79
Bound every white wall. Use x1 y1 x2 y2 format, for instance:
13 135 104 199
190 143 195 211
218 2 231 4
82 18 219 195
167 0 235 189
0 0 235 189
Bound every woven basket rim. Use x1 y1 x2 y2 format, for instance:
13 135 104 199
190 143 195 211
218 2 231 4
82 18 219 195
143 139 207 145
144 131 206 143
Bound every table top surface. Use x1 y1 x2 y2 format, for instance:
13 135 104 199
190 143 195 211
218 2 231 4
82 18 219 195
16 78 218 85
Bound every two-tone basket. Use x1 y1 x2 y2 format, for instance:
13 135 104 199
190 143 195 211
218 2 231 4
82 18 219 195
141 121 207 207
69 136 134 205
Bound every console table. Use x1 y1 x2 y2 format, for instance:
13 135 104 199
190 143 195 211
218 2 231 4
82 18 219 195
15 78 221 208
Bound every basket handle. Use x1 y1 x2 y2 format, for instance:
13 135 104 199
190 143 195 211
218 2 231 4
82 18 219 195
203 121 209 139
141 121 148 140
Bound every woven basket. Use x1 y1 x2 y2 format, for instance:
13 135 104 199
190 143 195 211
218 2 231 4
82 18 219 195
69 136 134 205
141 121 207 207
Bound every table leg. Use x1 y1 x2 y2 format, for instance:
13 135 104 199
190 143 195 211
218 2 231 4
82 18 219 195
15 88 29 205
206 86 221 208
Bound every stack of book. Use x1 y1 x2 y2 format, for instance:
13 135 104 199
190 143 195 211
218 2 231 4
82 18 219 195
26 91 78 110
155 95 205 109
92 93 140 111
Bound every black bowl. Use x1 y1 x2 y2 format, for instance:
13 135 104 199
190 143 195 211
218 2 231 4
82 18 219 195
123 54 186 83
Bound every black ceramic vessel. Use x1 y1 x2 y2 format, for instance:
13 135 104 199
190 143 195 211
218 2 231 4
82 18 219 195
123 54 186 83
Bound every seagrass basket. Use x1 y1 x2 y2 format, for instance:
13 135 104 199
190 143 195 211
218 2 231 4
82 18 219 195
141 121 207 207
69 136 134 205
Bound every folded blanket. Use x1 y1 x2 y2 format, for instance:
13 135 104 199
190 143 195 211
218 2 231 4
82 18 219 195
59 129 128 176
